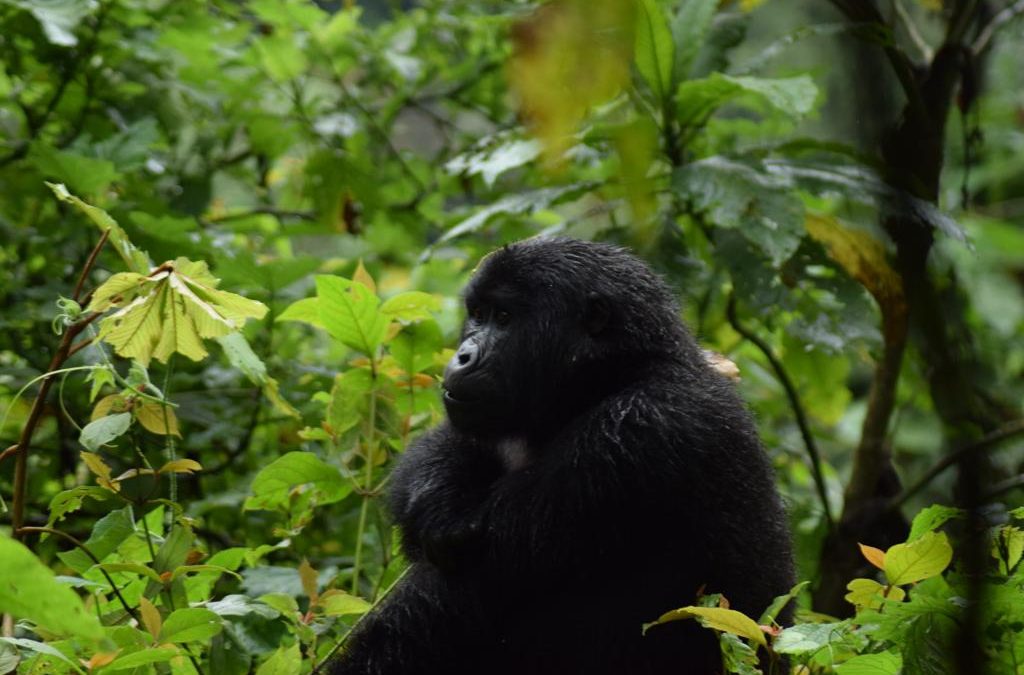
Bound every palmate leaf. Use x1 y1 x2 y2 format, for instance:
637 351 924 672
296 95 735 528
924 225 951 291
88 257 267 366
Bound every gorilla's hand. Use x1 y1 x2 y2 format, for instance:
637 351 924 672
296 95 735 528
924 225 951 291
388 425 500 572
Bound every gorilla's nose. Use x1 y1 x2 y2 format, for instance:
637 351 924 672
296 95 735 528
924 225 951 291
445 340 479 380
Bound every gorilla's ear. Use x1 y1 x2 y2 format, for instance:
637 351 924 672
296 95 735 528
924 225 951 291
584 293 611 336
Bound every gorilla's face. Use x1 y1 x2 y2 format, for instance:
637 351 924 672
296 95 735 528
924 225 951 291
441 240 638 436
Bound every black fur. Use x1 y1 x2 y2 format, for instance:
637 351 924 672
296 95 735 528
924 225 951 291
330 238 794 674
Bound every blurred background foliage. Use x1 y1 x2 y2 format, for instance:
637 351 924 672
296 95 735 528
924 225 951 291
0 0 1023 673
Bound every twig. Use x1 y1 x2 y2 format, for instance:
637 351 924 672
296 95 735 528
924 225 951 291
984 473 1024 501
890 418 1024 509
10 236 109 541
17 526 140 623
725 295 835 530
893 0 933 61
72 229 110 301
973 0 1024 54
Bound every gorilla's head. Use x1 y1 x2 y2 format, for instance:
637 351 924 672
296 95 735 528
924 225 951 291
441 238 693 437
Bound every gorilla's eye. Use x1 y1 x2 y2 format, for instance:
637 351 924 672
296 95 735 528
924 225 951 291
495 309 511 326
468 306 485 323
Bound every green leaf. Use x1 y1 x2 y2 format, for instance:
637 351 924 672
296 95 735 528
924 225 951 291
158 608 222 643
908 505 963 541
391 320 444 374
245 452 351 511
0 533 104 640
57 507 134 574
277 297 324 329
380 291 441 323
674 157 804 265
884 531 953 585
79 412 131 451
96 562 162 584
103 647 179 672
255 642 301 675
758 580 809 625
0 637 81 672
46 486 111 528
774 621 848 655
444 138 542 187
634 0 674 100
675 73 816 128
439 183 597 244
835 651 902 674
327 369 373 438
31 145 119 196
48 183 152 273
646 606 766 647
315 275 388 355
671 0 718 79
318 590 371 617
5 0 97 46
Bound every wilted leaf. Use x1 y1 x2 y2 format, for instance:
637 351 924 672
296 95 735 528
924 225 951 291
299 559 319 604
88 257 267 366
884 531 953 585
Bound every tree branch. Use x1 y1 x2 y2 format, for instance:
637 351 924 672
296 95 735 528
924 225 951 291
973 0 1024 54
726 295 835 530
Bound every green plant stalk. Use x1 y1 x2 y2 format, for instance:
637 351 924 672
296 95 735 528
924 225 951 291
351 358 379 595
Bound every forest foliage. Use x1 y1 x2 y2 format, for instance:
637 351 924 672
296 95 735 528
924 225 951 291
1 0 1023 673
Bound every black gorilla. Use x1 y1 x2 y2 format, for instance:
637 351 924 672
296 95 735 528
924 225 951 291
331 238 794 674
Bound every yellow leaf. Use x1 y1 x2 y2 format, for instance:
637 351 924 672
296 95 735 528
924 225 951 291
86 651 119 669
136 401 181 437
649 605 767 647
858 542 887 570
353 260 377 296
139 597 162 641
91 394 130 421
80 451 113 482
159 459 202 474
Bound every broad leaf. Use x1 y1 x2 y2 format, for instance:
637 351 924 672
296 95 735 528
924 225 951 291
844 578 904 611
675 73 817 128
245 451 351 511
884 531 953 585
158 608 222 643
635 0 674 100
79 412 131 451
647 605 766 647
315 275 388 355
0 534 104 640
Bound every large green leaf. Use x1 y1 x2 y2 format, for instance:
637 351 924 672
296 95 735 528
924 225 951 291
244 452 351 511
315 275 388 355
884 531 953 585
671 0 718 79
675 73 817 128
0 534 104 640
57 507 134 574
634 0 674 100
78 412 131 451
158 608 223 643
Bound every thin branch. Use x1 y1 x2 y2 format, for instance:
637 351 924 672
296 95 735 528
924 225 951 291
893 0 933 61
984 473 1024 501
17 526 140 623
890 418 1024 509
725 295 835 530
973 0 1024 54
0 445 16 464
73 229 110 301
204 207 315 224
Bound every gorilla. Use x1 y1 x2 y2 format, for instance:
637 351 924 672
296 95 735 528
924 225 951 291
330 237 794 674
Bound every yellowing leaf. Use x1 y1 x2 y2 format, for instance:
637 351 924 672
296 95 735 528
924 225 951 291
90 258 268 366
80 451 113 483
884 531 953 585
299 559 319 604
136 401 181 437
353 260 377 296
139 596 162 641
805 214 905 324
159 459 202 474
844 578 905 611
91 394 130 421
509 0 635 165
647 605 767 647
858 543 886 570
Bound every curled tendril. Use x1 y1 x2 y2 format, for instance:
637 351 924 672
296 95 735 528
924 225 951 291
51 296 83 335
